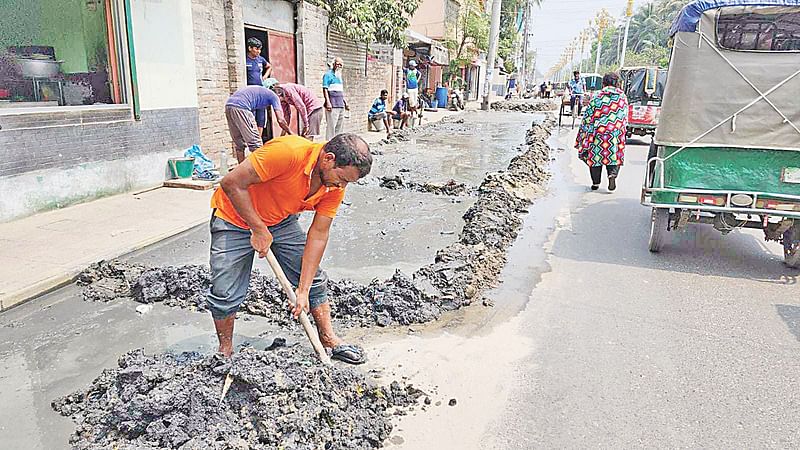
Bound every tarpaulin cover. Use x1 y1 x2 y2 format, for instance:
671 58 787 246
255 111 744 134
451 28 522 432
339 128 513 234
669 0 800 36
656 7 800 151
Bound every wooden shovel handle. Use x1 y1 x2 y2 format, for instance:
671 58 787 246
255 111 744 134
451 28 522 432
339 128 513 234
265 250 331 365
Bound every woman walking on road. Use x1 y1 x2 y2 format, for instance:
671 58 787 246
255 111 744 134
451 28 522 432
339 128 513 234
575 72 628 191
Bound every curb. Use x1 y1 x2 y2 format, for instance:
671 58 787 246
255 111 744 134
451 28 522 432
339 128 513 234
0 217 208 313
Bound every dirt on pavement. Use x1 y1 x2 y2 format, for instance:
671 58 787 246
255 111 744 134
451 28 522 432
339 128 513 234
52 345 424 450
76 115 556 330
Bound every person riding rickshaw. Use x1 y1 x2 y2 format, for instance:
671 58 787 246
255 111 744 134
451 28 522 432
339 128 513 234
620 66 668 139
558 71 604 128
642 0 800 267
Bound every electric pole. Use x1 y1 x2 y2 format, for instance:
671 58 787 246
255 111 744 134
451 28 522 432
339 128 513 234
620 0 634 68
482 0 503 110
594 9 612 74
520 0 530 91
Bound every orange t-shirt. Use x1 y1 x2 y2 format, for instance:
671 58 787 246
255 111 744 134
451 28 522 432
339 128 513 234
211 135 346 229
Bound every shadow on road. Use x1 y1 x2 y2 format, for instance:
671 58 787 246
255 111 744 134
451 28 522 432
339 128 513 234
775 304 800 342
552 196 799 285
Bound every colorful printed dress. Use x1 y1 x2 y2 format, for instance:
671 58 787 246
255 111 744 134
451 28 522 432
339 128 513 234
576 86 628 167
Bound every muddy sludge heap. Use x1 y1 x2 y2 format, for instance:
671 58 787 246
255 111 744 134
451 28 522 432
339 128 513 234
53 345 424 450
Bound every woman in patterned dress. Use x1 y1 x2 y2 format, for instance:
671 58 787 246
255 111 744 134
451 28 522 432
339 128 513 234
575 72 628 191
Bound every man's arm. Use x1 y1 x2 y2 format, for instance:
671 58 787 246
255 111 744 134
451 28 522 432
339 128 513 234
262 59 272 79
220 161 272 256
290 89 310 133
272 107 293 135
292 213 333 317
322 73 332 111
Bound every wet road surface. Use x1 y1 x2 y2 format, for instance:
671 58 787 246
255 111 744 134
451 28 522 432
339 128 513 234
477 131 800 447
0 111 537 449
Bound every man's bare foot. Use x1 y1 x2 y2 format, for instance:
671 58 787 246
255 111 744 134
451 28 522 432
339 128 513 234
310 303 343 349
213 315 236 357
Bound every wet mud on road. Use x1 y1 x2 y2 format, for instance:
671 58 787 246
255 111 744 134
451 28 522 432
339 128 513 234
0 111 559 449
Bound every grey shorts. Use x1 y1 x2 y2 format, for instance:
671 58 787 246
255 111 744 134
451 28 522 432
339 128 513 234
225 106 261 153
308 107 323 137
207 214 329 320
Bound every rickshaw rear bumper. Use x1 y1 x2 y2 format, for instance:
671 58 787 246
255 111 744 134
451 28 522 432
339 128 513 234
641 186 800 220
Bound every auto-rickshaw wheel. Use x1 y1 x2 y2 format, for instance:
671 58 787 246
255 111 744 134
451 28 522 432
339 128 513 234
649 208 669 252
782 226 800 268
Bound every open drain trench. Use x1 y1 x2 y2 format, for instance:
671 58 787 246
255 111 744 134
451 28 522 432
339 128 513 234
54 113 557 449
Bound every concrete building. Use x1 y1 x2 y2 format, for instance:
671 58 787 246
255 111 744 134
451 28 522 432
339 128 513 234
0 0 200 222
190 0 404 158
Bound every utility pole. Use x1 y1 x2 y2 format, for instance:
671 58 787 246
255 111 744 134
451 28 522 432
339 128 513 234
520 0 530 91
594 8 612 74
579 30 588 73
482 0 503 110
620 0 634 68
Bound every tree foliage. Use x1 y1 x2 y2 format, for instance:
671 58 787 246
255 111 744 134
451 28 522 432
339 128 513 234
312 0 421 48
575 0 689 73
497 0 543 73
444 0 490 69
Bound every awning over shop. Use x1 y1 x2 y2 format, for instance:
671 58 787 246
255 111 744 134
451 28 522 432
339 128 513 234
404 29 449 66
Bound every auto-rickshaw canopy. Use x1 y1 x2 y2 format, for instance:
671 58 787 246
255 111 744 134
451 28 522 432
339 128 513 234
656 0 800 152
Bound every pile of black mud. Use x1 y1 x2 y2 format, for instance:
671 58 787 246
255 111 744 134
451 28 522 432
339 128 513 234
53 346 424 449
378 175 474 196
377 114 470 146
78 115 556 328
490 99 558 113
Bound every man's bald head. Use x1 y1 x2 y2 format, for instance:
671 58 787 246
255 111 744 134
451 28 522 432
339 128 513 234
323 133 372 178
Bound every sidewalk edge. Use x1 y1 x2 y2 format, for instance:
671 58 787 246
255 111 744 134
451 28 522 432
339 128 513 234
0 217 208 313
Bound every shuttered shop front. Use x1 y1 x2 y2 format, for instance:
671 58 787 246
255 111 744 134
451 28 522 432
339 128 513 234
326 29 366 75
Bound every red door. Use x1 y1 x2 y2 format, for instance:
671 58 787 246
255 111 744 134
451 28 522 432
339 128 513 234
267 31 300 135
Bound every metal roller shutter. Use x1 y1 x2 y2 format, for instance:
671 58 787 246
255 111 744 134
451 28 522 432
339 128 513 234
326 28 367 75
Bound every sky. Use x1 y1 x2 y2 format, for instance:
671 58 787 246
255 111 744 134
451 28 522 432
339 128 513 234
529 0 649 76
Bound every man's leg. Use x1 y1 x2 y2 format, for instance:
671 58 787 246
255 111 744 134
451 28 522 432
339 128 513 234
254 108 266 140
226 107 247 164
383 115 392 136
268 215 342 349
240 111 262 162
207 216 256 356
308 107 323 140
325 109 335 140
334 107 345 136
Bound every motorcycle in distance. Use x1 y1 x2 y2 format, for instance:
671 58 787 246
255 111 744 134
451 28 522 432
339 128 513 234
449 88 464 111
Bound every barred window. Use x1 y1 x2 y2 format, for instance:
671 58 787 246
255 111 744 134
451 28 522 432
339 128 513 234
717 10 800 51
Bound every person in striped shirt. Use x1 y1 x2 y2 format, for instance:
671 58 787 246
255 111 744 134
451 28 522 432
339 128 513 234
323 57 349 140
368 89 392 138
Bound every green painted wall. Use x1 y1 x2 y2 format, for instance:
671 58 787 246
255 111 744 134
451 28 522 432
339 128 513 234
0 0 108 74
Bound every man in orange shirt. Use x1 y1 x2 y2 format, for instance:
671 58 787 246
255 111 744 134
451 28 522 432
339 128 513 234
209 133 372 364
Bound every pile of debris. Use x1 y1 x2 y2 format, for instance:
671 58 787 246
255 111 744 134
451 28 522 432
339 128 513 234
53 346 424 449
78 115 555 329
490 99 558 113
378 115 471 145
379 175 474 196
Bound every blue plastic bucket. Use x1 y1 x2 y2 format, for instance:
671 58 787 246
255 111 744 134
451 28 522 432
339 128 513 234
430 99 438 109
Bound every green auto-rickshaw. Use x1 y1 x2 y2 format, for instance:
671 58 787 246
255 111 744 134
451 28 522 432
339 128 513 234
642 0 800 266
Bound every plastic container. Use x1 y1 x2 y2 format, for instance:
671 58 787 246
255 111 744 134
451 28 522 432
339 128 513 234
435 87 449 109
430 99 438 109
168 157 195 179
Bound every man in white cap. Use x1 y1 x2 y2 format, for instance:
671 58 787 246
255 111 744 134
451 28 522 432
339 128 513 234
404 60 422 118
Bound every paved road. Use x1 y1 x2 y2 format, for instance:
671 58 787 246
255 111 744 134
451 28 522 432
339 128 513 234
480 132 800 447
